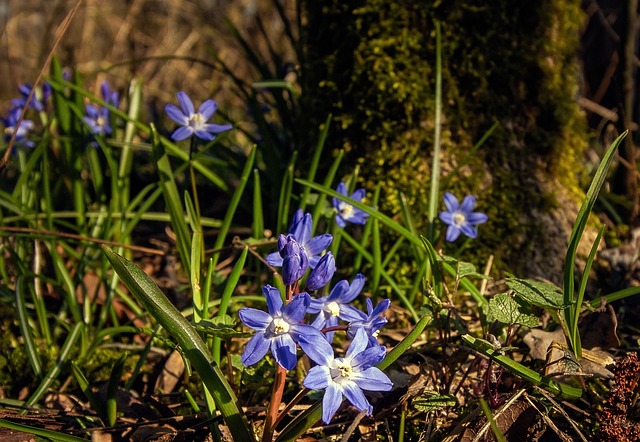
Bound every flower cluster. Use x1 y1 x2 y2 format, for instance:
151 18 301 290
1 82 51 149
240 208 393 423
83 80 119 137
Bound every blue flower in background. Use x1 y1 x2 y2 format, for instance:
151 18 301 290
165 91 232 141
347 298 391 347
2 107 35 148
84 104 112 136
308 274 366 342
306 252 336 292
333 182 369 228
100 80 119 108
298 328 393 424
266 209 332 269
12 82 52 112
239 286 320 370
438 192 488 242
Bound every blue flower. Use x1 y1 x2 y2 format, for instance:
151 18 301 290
278 235 309 285
165 91 232 141
84 104 112 136
239 286 320 370
298 328 393 424
333 182 369 228
308 274 366 342
100 80 119 108
347 298 390 347
2 107 35 148
438 193 488 242
306 252 336 292
12 82 51 112
266 209 332 269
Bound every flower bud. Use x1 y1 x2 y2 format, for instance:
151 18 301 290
306 252 336 291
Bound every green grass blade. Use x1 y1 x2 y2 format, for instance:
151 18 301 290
427 21 443 242
462 334 582 399
278 152 297 235
213 246 249 364
150 124 192 276
300 114 332 212
211 145 256 270
106 353 128 426
25 322 85 408
310 150 344 236
572 224 605 358
563 131 626 353
15 277 42 378
252 169 264 239
71 361 103 420
0 418 89 442
102 246 254 440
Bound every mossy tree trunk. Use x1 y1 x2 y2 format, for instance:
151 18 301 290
299 0 594 283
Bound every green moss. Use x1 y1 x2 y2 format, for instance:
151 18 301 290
302 0 589 280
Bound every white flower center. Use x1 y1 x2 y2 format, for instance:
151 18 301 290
272 317 290 335
188 113 205 130
331 360 353 383
326 301 341 317
339 202 354 219
453 212 466 226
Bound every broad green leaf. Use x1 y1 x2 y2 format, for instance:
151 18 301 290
488 293 539 327
507 278 567 309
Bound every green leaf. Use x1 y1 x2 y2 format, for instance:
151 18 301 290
413 391 457 412
488 293 539 327
195 315 252 340
102 246 254 441
507 278 567 309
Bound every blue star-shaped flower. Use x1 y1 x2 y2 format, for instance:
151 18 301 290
347 298 391 347
308 274 366 342
333 182 369 228
239 285 320 370
438 192 488 242
84 104 112 136
298 328 393 423
266 209 332 269
2 107 35 148
165 91 232 141
11 82 52 112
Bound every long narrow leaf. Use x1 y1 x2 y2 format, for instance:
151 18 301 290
563 131 626 353
102 246 254 440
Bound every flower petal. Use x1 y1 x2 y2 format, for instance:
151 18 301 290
282 293 310 323
460 224 478 239
346 328 370 359
304 365 331 390
272 334 297 370
339 304 366 322
352 367 393 391
165 104 188 124
351 345 386 371
305 234 333 258
322 384 344 424
443 192 459 212
263 285 283 316
171 126 193 141
445 225 461 242
342 381 372 414
467 212 488 225
350 188 366 201
439 211 454 225
177 91 194 115
204 123 232 133
460 195 477 213
238 307 271 330
298 331 334 366
340 274 365 303
193 129 215 141
265 251 283 267
241 332 270 366
197 99 217 120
